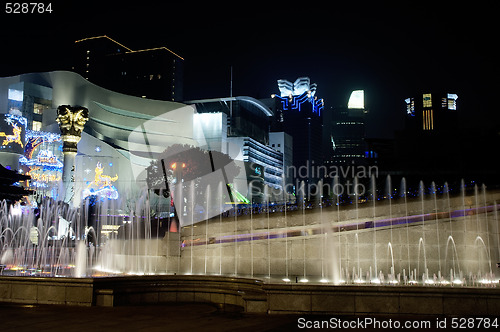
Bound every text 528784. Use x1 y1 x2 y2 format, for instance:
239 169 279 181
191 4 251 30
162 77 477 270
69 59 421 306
5 3 52 14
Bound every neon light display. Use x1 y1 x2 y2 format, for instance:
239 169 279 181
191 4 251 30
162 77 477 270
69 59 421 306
20 130 63 196
19 150 63 169
405 97 415 116
0 114 26 153
447 93 458 110
275 77 323 116
82 162 119 200
275 92 324 116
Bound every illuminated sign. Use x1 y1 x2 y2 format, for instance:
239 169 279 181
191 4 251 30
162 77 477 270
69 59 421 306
19 150 63 169
423 93 432 108
82 162 119 200
405 97 415 116
274 78 324 116
447 93 458 110
277 77 317 98
20 131 63 194
348 90 364 109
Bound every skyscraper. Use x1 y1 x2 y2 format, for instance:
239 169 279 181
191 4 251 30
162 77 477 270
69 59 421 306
73 35 183 101
404 92 458 132
328 90 368 166
272 77 324 186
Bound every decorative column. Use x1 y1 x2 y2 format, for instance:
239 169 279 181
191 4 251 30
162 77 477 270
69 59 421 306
56 105 89 204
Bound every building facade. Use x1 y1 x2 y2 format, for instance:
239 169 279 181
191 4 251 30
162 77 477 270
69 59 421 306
73 35 184 101
272 77 324 187
328 90 368 167
404 92 458 132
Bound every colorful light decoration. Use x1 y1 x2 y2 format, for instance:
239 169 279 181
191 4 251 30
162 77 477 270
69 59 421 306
20 130 63 193
19 150 63 169
82 162 119 200
274 77 324 116
274 91 324 116
0 114 26 150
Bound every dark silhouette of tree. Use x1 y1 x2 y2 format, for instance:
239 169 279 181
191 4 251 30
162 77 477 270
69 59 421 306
0 164 32 204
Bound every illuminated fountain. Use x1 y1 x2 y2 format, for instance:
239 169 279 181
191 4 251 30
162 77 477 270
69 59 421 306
0 103 499 287
1 175 499 288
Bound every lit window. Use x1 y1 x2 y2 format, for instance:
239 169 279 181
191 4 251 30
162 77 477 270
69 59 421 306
33 103 48 115
423 93 432 108
441 97 447 108
32 121 42 131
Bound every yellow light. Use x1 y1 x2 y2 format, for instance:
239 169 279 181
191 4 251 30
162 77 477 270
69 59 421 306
171 163 176 169
74 35 133 52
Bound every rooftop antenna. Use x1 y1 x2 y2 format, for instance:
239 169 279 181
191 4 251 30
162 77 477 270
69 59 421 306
229 66 233 136
230 66 233 111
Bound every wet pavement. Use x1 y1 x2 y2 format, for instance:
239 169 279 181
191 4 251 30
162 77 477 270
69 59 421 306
0 303 299 332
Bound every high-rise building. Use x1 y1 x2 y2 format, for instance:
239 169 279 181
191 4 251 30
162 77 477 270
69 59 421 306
186 96 284 197
73 35 183 101
272 77 324 186
328 90 368 166
394 91 460 177
404 92 458 132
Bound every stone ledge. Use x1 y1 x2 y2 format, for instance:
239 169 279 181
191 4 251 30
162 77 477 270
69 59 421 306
2 275 500 316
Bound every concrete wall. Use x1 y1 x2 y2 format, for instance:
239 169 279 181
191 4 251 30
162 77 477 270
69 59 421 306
0 277 93 306
2 275 500 316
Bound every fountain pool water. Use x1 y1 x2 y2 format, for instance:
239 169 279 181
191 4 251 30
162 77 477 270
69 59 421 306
1 179 500 287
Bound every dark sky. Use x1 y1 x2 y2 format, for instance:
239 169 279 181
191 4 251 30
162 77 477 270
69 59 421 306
0 2 498 138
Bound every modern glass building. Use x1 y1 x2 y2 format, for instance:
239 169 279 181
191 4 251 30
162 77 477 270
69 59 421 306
0 71 197 205
328 90 368 167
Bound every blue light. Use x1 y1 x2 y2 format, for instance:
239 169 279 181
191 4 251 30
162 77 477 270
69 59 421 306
274 91 323 116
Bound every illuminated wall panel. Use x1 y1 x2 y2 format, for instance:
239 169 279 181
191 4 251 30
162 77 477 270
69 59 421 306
423 93 432 108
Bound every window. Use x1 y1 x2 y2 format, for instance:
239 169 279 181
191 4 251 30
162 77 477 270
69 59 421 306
32 121 42 131
441 97 447 108
33 103 48 115
423 93 432 108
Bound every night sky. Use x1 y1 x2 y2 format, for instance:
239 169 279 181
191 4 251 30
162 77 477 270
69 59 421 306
0 2 497 138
